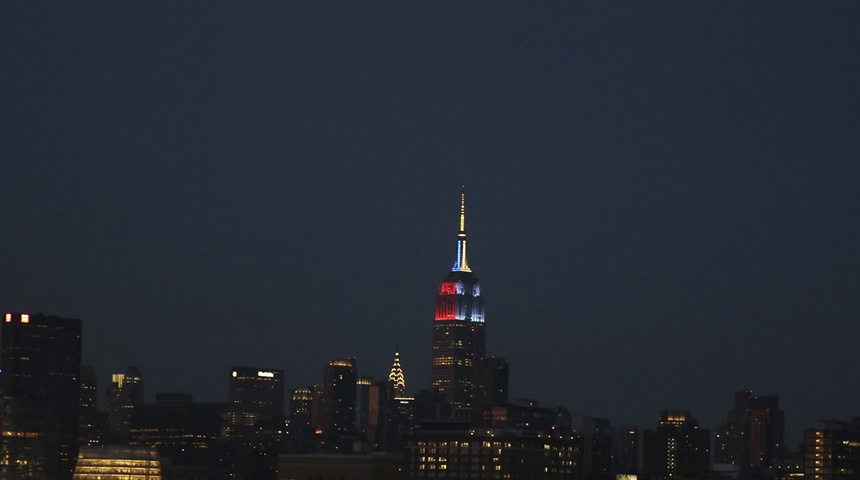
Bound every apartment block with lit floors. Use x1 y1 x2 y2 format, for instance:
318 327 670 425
804 418 860 480
642 410 710 479
714 389 785 478
431 189 486 414
405 424 582 480
0 312 82 480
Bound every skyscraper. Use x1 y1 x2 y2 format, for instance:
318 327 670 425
642 410 710 479
431 188 485 410
226 367 285 445
0 312 83 480
106 366 144 443
319 357 357 449
388 351 406 396
714 389 785 477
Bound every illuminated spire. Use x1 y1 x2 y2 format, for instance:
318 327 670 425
388 351 406 396
452 185 471 272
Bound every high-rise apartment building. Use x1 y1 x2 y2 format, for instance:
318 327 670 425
0 312 83 480
642 410 710 479
714 389 785 477
804 418 860 480
431 189 485 411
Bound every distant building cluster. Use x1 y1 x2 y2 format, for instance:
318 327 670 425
2 192 858 480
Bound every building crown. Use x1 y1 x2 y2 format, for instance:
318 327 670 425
388 351 406 396
452 186 471 273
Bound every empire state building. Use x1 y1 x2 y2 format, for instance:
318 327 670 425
431 188 485 409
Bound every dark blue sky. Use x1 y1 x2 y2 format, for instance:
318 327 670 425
2 2 859 447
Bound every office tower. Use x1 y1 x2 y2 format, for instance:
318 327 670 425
287 387 314 452
78 366 99 445
106 366 144 442
319 358 357 448
226 367 285 443
0 312 82 480
355 375 374 445
714 389 785 477
642 411 710 479
431 189 485 411
804 418 860 480
72 445 162 479
388 351 406 396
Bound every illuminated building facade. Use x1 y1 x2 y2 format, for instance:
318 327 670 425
0 312 82 480
106 366 144 443
389 351 407 396
432 189 485 411
72 445 162 480
804 419 860 480
405 425 582 479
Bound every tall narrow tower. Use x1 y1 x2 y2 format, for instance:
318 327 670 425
431 187 485 410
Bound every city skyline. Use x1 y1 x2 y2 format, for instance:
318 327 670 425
3 2 860 451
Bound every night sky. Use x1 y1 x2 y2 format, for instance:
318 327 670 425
3 2 859 448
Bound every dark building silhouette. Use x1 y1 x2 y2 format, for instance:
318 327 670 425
485 399 566 432
472 356 509 421
78 365 100 445
226 367 285 444
642 410 710 479
714 389 785 478
129 393 227 479
287 386 314 452
278 452 405 480
804 418 860 480
0 312 82 480
319 357 358 450
431 189 486 413
571 415 613 480
612 425 640 475
356 375 374 448
106 366 144 443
